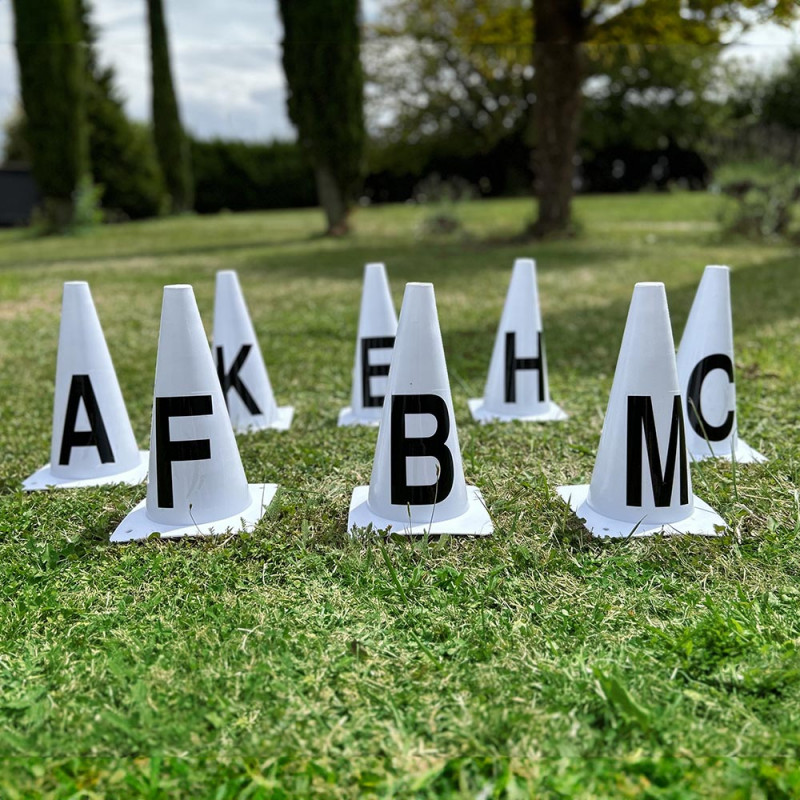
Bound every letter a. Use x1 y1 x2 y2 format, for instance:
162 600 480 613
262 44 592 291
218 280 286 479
23 281 147 491
59 375 115 466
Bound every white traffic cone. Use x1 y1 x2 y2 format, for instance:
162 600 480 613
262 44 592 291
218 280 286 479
469 258 566 423
557 282 725 538
212 270 293 433
338 262 398 427
23 281 148 490
676 265 765 463
111 285 278 542
348 282 492 536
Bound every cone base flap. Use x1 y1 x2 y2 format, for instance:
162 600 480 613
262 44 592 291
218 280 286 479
348 484 492 537
337 406 381 428
468 398 567 424
23 450 149 491
556 484 725 539
233 406 294 434
689 437 766 464
110 482 277 542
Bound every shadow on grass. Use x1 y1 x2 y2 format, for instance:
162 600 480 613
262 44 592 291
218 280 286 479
444 253 800 386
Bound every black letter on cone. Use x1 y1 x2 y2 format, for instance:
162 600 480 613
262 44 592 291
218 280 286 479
361 336 395 408
626 395 689 507
686 354 734 441
390 394 454 505
59 374 114 466
155 395 213 508
216 345 261 415
505 331 545 403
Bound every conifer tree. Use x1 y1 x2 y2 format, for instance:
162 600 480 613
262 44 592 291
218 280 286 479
146 0 193 213
12 0 89 229
80 0 166 219
278 0 365 235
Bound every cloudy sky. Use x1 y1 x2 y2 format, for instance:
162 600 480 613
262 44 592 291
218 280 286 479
0 1 796 149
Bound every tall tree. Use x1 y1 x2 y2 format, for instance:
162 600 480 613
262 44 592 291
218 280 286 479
11 0 89 229
531 0 583 237
79 0 166 219
279 0 365 235
146 0 193 213
372 0 800 237
533 0 799 236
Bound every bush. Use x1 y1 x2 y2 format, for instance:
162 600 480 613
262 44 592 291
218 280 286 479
87 108 166 221
716 160 800 240
190 139 316 214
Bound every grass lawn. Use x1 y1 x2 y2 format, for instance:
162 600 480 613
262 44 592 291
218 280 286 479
0 193 799 797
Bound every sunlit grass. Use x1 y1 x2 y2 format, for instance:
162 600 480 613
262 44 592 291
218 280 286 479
0 193 798 797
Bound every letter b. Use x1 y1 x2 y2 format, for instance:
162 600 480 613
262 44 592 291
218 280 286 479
390 394 454 505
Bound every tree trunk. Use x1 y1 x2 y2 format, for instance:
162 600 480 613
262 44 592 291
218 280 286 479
315 163 350 236
530 0 584 238
278 0 364 236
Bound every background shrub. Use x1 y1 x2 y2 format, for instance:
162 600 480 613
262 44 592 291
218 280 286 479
190 139 317 214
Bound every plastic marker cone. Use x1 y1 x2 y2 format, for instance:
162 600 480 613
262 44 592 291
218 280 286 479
557 282 725 538
212 270 293 433
111 285 277 542
338 262 398 427
348 282 492 537
469 258 566 423
676 265 765 463
23 281 148 491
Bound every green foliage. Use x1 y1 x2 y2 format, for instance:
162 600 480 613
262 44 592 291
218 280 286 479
191 139 316 214
716 160 800 240
582 45 726 155
366 0 533 154
369 1 800 218
79 0 166 220
279 0 365 228
71 174 104 230
147 0 193 213
761 51 800 134
11 0 89 230
2 109 30 164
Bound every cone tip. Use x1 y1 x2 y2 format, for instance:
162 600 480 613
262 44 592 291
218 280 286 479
164 284 194 293
705 264 730 273
63 280 89 288
217 269 238 278
403 282 435 303
513 257 536 268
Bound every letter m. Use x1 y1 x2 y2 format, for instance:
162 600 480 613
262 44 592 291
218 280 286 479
626 395 689 507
